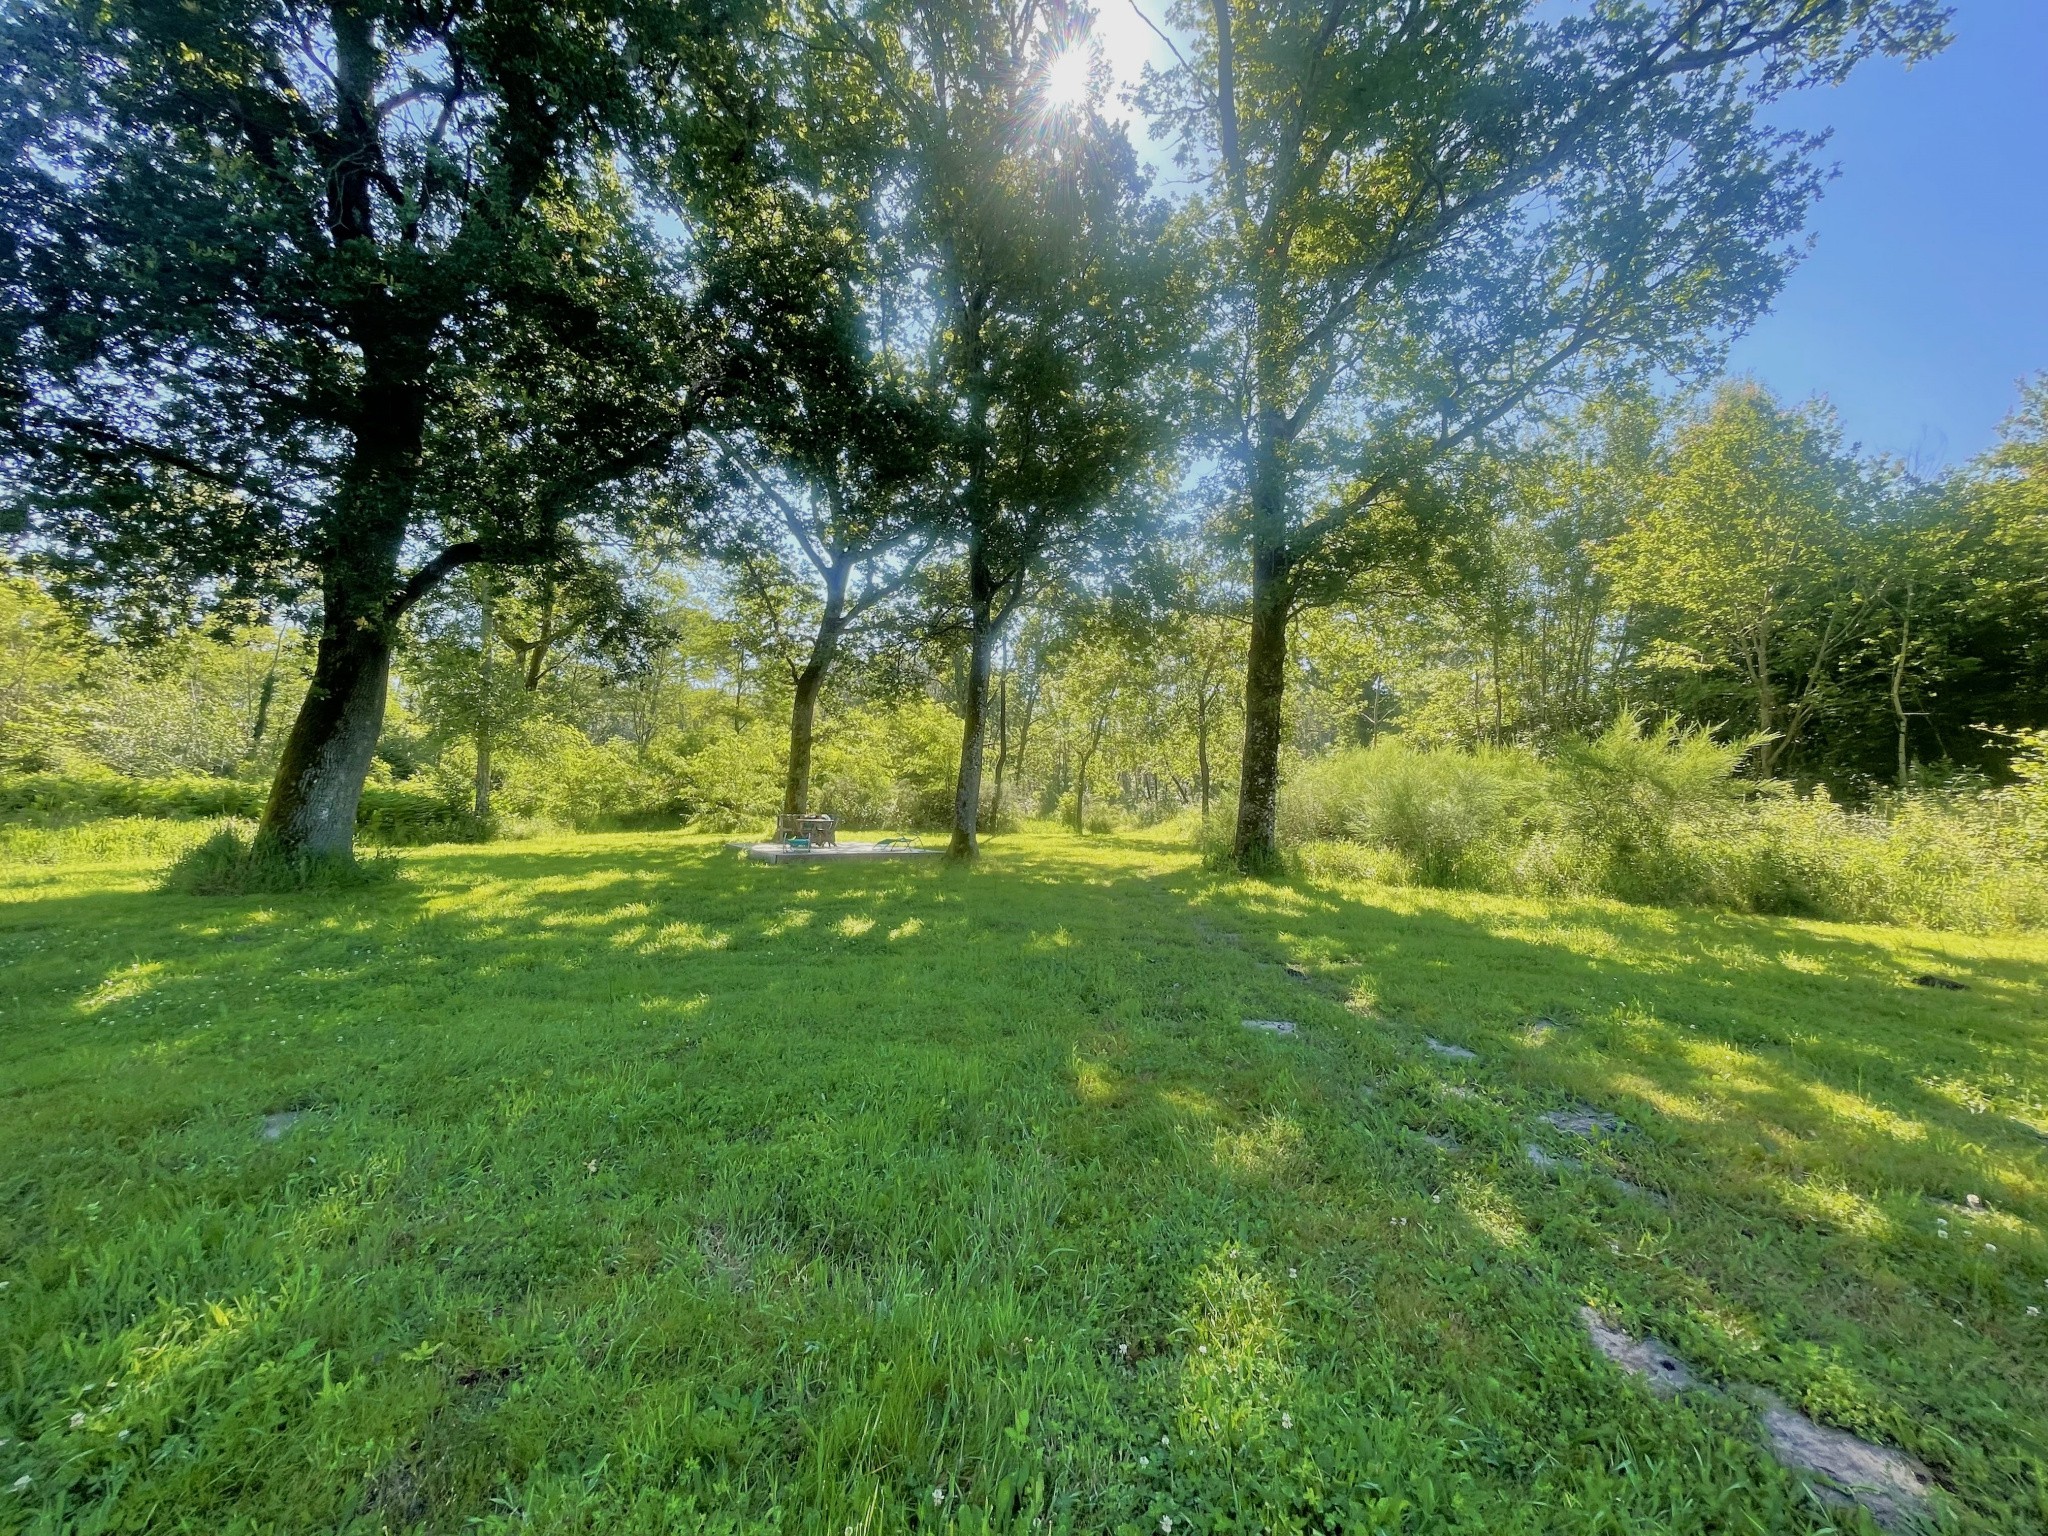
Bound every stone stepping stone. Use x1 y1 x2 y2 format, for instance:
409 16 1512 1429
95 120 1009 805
1577 1310 1934 1531
1541 1104 1624 1137
1425 1036 1477 1061
1241 1018 1299 1037
1579 1306 1694 1395
1530 1142 1664 1203
1609 1175 1669 1207
260 1111 304 1142
1759 1395 1935 1533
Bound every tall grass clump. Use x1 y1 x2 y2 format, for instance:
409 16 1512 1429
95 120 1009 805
159 825 401 896
1277 718 2048 932
1282 739 1546 887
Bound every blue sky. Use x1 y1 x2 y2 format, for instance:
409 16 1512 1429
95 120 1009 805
1724 0 2048 467
1095 0 2048 469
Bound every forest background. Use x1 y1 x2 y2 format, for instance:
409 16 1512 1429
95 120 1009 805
2 0 2044 931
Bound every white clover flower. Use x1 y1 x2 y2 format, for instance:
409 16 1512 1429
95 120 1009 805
1161 1434 1170 1446
2028 1306 2040 1318
1197 1345 1208 1355
1139 1456 1149 1467
1119 1343 1130 1356
1281 1412 1293 1430
1288 1267 1298 1278
1160 1517 1173 1534
932 1487 945 1505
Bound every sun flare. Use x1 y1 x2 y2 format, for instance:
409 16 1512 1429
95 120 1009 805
1043 46 1091 111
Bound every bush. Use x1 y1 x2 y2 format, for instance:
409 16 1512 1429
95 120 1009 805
1266 719 2048 932
0 769 266 821
0 769 483 847
489 722 671 831
356 785 489 845
0 814 242 867
1550 713 1758 903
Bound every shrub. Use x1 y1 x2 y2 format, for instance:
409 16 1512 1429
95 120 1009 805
0 769 483 847
0 814 241 867
1265 719 2048 932
488 722 668 831
0 769 266 821
1281 739 1547 888
1551 713 1758 902
356 786 489 845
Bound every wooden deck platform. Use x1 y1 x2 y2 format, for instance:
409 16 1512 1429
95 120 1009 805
736 840 940 865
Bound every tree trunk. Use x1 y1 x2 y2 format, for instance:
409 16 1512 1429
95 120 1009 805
1489 623 1506 744
1195 680 1212 821
474 577 495 821
257 619 393 859
1753 619 1778 777
1232 520 1292 870
1890 581 1914 789
783 560 849 818
253 9 443 860
948 596 997 860
989 670 1010 827
1074 717 1105 833
522 578 555 691
249 669 278 759
255 371 424 858
1013 672 1038 814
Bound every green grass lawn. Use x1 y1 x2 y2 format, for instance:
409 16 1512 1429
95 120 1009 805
1 831 2044 1534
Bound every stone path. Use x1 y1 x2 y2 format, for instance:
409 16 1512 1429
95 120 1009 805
1541 1104 1624 1136
1579 1306 1693 1395
1578 1308 1936 1531
1352 1006 1941 1526
1241 1018 1299 1037
1759 1395 1937 1532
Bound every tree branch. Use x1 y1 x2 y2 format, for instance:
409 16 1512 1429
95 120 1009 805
388 541 485 620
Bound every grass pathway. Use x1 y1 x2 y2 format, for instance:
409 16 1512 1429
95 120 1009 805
0 831 2043 1533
